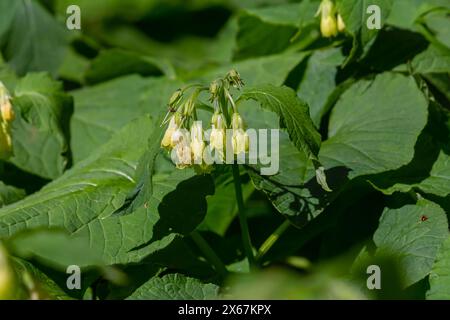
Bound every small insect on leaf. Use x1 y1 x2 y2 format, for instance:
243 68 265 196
421 215 428 222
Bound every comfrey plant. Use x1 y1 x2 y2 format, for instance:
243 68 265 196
159 70 328 269
160 70 283 268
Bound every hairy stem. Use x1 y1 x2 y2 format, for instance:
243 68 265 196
191 231 228 278
256 220 291 262
232 164 256 269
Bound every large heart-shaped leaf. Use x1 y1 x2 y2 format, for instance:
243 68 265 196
9 73 72 179
319 72 428 178
373 198 449 287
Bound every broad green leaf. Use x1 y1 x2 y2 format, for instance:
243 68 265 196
0 117 212 264
427 236 450 299
415 150 450 197
13 258 73 300
387 0 450 30
2 0 68 76
7 229 104 270
373 198 449 287
0 181 25 207
92 18 237 75
239 84 321 159
336 0 393 62
9 73 72 179
57 48 89 84
337 0 393 36
84 49 176 85
2 116 215 264
234 4 301 60
424 73 450 101
70 75 180 163
127 273 219 300
297 47 345 126
192 52 308 87
422 10 450 49
411 45 450 74
320 72 428 178
0 0 18 45
0 117 154 263
239 101 325 223
364 104 450 197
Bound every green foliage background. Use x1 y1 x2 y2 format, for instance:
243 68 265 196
0 0 449 300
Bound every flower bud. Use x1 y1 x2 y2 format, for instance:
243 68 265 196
209 128 225 158
232 129 249 155
337 14 346 32
212 112 226 130
169 89 182 107
210 81 220 96
226 69 244 88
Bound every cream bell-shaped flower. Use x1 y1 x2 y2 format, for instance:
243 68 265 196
232 128 249 155
318 0 338 38
190 121 205 164
337 14 346 32
161 115 179 149
231 113 248 154
171 129 192 169
210 127 225 157
231 112 244 130
210 113 226 157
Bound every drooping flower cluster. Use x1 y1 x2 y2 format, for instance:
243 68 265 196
316 0 346 38
0 82 14 158
161 70 249 171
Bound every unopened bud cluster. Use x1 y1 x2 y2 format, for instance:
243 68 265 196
0 82 14 158
316 0 346 38
161 70 249 171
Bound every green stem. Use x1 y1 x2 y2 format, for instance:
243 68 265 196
232 164 256 269
256 220 291 262
191 231 228 278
